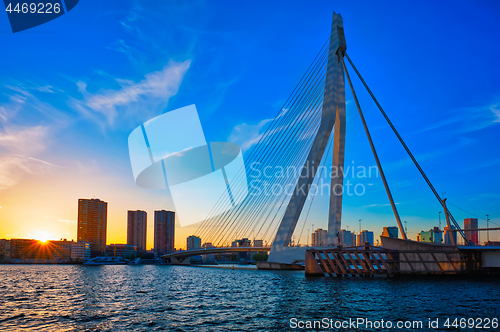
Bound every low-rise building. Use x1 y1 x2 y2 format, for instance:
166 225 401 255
49 239 73 262
71 242 91 262
10 239 46 261
418 227 443 244
253 239 264 247
235 238 251 247
0 239 10 260
187 235 202 251
9 239 88 263
105 244 137 258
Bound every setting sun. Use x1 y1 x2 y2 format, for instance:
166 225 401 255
33 231 51 243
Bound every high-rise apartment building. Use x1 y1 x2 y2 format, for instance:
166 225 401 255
311 229 328 246
339 229 354 246
77 198 108 252
444 225 457 245
127 210 147 252
464 218 479 245
154 210 175 254
382 226 399 239
357 230 374 246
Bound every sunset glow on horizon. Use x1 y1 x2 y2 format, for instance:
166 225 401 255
33 231 51 243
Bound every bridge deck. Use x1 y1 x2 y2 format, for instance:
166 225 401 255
305 245 472 277
162 247 271 261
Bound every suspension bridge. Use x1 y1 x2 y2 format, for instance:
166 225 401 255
162 11 500 274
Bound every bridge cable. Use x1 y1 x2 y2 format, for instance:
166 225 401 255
217 70 327 244
205 68 325 245
214 83 326 246
195 39 330 239
225 74 327 245
344 53 469 243
197 43 329 242
446 202 499 226
233 111 323 245
340 55 407 240
297 129 334 245
257 109 325 245
205 50 329 245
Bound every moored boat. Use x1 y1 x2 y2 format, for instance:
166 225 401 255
83 257 129 265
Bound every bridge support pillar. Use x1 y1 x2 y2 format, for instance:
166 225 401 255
268 11 347 265
305 250 325 276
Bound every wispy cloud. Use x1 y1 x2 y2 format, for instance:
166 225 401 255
363 202 401 208
0 156 32 190
0 125 49 155
412 100 500 135
6 84 54 94
228 118 273 151
490 103 500 122
228 106 320 151
385 137 475 172
22 156 61 168
0 84 69 127
0 125 59 191
0 155 58 191
0 92 27 124
73 60 191 126
58 219 76 225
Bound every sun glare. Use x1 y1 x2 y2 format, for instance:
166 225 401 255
34 231 51 243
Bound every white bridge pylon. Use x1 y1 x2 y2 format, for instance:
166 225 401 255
268 12 347 264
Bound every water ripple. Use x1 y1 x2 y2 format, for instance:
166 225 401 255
0 265 500 331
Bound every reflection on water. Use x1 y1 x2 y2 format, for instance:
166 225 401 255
1 265 499 331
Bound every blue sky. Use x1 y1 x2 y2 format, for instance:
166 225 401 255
0 0 499 248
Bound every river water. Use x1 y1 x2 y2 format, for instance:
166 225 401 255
1 264 499 331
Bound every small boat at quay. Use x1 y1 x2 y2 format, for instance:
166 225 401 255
83 257 129 265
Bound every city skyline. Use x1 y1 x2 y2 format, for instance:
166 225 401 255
0 1 499 249
0 195 486 250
